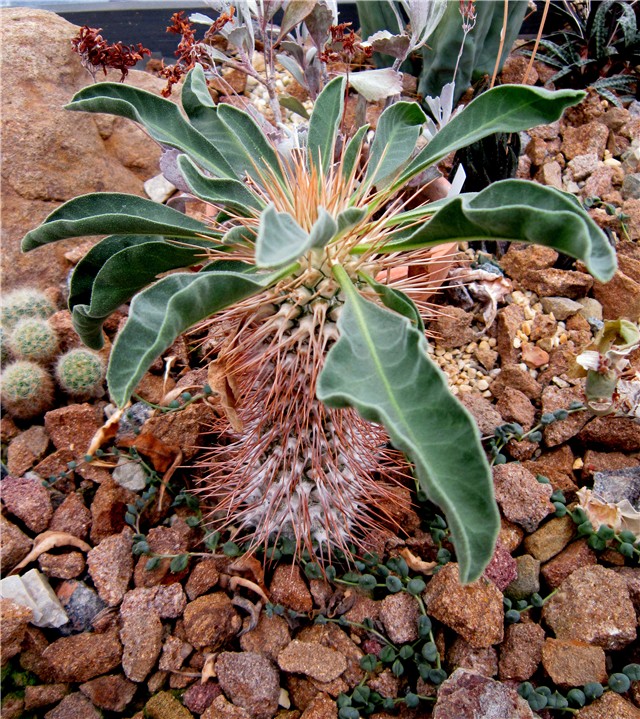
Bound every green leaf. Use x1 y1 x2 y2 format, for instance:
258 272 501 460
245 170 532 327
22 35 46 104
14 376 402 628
308 76 346 175
398 86 586 185
317 269 499 583
309 208 338 249
359 272 424 333
178 155 264 213
218 103 286 186
337 208 367 234
342 125 369 181
66 81 235 178
255 205 309 268
366 102 426 186
383 180 616 283
107 263 287 406
21 193 217 251
69 235 211 349
279 94 310 120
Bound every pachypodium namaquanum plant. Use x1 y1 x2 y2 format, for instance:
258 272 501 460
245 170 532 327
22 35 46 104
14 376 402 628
21 66 617 582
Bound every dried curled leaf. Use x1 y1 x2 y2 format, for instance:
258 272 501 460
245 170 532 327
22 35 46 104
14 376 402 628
577 487 640 535
10 531 92 575
207 359 243 432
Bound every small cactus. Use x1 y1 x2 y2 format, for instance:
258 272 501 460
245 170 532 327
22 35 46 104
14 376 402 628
56 349 106 398
0 288 56 329
7 318 59 363
0 327 8 365
1 360 55 419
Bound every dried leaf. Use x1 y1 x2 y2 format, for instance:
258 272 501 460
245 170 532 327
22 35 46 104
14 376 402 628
119 432 180 473
207 359 243 432
201 653 217 683
228 554 266 592
227 576 270 604
86 405 127 457
577 487 640 535
399 547 437 575
10 531 92 575
349 68 403 102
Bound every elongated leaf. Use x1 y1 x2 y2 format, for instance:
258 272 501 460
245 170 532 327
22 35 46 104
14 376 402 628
382 180 616 282
317 270 499 583
256 205 308 267
398 86 586 186
70 237 210 349
279 94 310 120
21 193 218 251
217 103 286 186
308 76 346 174
359 272 424 332
342 124 369 181
66 82 235 178
366 101 426 186
178 155 264 213
108 265 286 406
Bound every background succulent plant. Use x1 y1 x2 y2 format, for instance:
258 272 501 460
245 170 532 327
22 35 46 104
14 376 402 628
0 288 56 330
1 360 55 419
55 348 106 399
21 67 616 581
6 318 59 363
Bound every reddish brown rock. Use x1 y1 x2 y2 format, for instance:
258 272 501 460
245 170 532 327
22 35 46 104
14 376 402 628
541 385 590 447
90 476 137 544
216 652 280 719
79 674 137 712
159 635 192 673
423 563 504 648
496 303 525 365
203 695 251 719
576 692 640 719
134 524 190 587
183 682 223 715
6 425 49 476
0 514 32 572
430 306 476 349
240 614 291 664
523 515 576 562
19 626 55 682
498 518 524 553
460 392 504 436
87 528 133 606
139 402 217 461
582 450 640 481
144 691 194 719
498 622 545 682
614 567 640 612
38 551 85 579
44 403 102 454
562 121 609 160
42 627 122 683
541 638 607 687
578 416 640 451
1 474 53 533
490 365 542 401
49 492 91 539
1 598 33 664
433 668 535 719
496 389 536 431
183 593 242 650
297 622 364 690
278 640 347 683
592 267 640 321
541 539 597 589
44 692 101 719
269 564 313 613
521 269 593 299
542 565 637 650
447 637 498 678
185 557 220 599
300 693 339 719
120 603 163 683
23 684 69 712
493 463 554 533
483 542 518 591
500 245 558 282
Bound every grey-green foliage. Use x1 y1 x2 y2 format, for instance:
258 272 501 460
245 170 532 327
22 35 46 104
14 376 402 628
56 348 106 398
357 0 528 104
1 360 55 419
20 66 616 582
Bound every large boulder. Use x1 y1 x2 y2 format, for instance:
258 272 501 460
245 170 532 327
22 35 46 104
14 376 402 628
0 8 165 290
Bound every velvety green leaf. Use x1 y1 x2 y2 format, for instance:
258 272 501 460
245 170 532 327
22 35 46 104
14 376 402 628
21 193 218 251
217 103 286 186
317 272 499 583
255 205 308 267
69 236 210 349
309 207 338 248
279 0 316 38
308 76 346 174
342 124 369 181
178 155 264 213
399 86 586 185
278 94 310 120
384 180 616 282
349 68 403 102
366 101 426 186
337 207 367 233
107 264 286 406
66 81 235 178
359 272 424 333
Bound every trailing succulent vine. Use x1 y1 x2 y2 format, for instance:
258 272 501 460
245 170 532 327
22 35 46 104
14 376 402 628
21 63 618 582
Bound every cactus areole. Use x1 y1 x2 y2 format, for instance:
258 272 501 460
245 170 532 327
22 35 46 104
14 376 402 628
21 68 616 581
